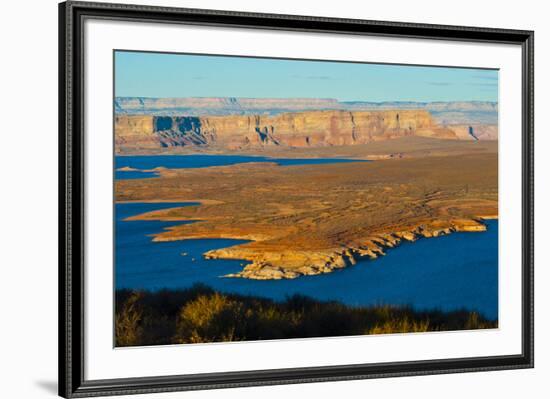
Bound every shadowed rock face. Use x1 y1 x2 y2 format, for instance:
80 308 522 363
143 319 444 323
448 124 499 141
115 110 490 153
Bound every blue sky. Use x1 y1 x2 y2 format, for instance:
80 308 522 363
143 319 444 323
115 51 498 102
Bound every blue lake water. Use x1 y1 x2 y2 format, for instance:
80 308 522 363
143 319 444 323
115 204 498 320
115 154 367 179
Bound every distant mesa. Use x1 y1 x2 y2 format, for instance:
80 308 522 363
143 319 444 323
114 100 498 153
115 97 343 115
115 96 497 118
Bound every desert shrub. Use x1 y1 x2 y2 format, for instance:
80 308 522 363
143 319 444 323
114 285 497 347
115 291 143 346
175 293 247 343
367 317 431 335
465 312 496 330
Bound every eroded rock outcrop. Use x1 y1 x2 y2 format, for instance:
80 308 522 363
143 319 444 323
446 124 499 141
115 110 484 152
203 219 487 280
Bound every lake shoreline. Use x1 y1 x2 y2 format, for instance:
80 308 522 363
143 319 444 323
129 207 497 280
117 153 498 281
119 200 497 281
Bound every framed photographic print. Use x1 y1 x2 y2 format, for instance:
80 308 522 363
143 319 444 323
59 1 534 397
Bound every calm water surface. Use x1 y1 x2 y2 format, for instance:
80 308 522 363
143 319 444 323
115 154 367 179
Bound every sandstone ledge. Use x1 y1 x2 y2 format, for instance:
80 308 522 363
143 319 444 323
202 219 488 280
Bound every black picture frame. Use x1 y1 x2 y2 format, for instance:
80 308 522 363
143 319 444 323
59 1 534 397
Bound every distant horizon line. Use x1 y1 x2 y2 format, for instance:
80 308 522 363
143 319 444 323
115 96 498 104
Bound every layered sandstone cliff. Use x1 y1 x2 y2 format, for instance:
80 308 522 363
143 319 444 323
115 109 485 153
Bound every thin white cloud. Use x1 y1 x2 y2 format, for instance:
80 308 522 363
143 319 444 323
291 74 333 80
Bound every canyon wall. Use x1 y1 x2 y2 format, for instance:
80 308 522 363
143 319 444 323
115 109 492 153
